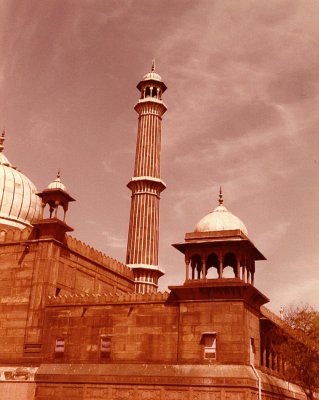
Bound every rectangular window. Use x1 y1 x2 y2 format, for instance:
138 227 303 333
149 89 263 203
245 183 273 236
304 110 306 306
100 336 111 358
55 338 65 355
201 332 217 360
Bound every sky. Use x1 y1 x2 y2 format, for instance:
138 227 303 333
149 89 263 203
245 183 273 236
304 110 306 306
0 0 319 312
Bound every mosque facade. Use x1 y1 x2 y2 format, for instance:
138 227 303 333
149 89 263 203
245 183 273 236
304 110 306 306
0 66 306 400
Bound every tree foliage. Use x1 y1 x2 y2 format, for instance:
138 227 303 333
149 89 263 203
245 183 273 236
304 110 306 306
278 305 319 400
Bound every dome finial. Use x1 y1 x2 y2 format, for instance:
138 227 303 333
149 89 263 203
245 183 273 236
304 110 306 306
0 129 5 153
57 168 61 179
151 59 155 72
219 186 224 205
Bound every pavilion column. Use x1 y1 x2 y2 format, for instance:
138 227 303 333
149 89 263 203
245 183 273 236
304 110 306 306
185 259 190 281
218 254 223 278
236 258 240 278
202 258 207 279
251 260 255 285
242 263 246 282
247 266 251 284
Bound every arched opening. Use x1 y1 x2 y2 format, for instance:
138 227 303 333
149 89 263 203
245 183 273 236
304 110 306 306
145 87 151 97
0 230 6 242
190 254 202 279
223 252 237 278
152 87 157 97
206 253 219 279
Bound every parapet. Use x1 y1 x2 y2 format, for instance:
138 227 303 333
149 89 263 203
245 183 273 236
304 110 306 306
47 291 170 306
65 235 133 280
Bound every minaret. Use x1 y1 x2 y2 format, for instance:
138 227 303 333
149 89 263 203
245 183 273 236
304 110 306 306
126 61 167 294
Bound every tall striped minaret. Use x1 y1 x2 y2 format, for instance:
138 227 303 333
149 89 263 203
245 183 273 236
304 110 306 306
126 61 167 294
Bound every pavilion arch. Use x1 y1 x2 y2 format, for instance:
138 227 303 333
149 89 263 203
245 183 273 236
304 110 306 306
223 252 237 278
145 87 151 97
190 254 202 279
0 230 6 242
206 253 219 279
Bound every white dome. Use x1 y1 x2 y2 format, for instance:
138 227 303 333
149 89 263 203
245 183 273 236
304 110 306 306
195 204 248 236
142 60 162 82
143 71 162 82
47 173 67 191
0 161 41 229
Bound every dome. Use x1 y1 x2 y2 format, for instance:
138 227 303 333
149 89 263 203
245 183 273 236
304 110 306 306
143 71 162 82
0 131 41 229
47 171 67 192
0 156 41 230
195 191 248 236
142 59 162 82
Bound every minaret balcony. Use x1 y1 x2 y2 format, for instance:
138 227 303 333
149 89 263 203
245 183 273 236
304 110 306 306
127 176 166 194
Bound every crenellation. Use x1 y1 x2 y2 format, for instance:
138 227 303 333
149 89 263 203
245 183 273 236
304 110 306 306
46 290 170 306
65 235 133 280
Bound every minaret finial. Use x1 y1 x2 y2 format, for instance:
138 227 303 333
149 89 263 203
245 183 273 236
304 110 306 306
0 129 5 153
219 186 224 205
57 168 61 179
151 59 155 72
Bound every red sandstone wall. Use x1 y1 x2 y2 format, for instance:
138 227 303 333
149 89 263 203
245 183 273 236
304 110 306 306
0 242 38 361
42 302 179 363
0 382 35 400
41 299 258 365
0 237 134 363
178 301 246 363
244 306 261 366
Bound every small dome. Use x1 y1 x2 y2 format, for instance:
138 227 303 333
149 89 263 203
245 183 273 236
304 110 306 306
195 189 248 236
47 171 67 191
142 59 162 82
143 71 162 82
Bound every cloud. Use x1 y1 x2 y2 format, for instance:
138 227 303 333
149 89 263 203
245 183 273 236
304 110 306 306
101 231 126 249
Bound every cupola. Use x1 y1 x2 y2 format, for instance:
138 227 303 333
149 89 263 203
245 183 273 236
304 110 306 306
173 188 266 285
34 171 75 242
171 188 268 308
136 60 167 101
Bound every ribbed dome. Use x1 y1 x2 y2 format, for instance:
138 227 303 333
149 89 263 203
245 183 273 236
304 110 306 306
0 133 41 229
47 172 67 192
195 192 248 236
142 59 162 82
143 71 162 82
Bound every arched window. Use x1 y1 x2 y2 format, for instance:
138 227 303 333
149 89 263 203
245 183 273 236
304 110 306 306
206 253 219 279
190 254 202 279
223 252 237 278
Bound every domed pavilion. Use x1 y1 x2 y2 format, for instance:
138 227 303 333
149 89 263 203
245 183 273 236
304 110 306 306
172 188 267 305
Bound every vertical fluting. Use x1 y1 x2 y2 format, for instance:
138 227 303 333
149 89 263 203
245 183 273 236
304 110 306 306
126 70 167 293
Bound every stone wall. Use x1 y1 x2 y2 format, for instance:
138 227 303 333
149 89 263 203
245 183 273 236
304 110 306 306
33 364 306 400
41 294 260 365
0 234 134 363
